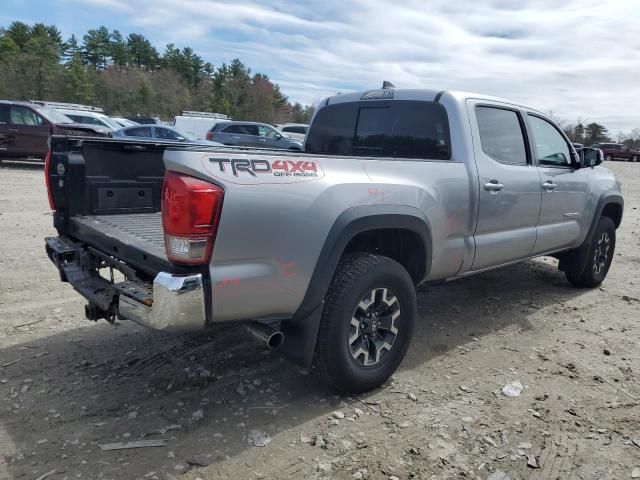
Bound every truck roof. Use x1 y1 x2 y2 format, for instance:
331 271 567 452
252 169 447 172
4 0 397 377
323 88 544 116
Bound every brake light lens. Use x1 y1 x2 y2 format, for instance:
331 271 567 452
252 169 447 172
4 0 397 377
162 171 224 265
206 131 214 141
44 149 55 210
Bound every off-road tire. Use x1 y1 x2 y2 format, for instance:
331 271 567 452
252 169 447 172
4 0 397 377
566 216 616 288
312 253 416 393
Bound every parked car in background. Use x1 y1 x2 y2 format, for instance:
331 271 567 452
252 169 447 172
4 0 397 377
207 121 304 150
173 111 231 140
592 143 640 162
30 101 119 131
113 124 220 145
125 116 161 125
274 123 309 141
110 117 139 128
0 100 110 161
55 109 120 130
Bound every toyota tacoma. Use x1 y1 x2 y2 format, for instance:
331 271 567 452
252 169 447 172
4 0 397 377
45 87 623 393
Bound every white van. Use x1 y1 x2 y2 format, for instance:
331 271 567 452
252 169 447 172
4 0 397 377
173 111 231 140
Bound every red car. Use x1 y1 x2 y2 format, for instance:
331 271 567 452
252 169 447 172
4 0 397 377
593 143 640 162
0 100 111 161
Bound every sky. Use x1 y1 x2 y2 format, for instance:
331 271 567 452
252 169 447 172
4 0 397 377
3 0 640 132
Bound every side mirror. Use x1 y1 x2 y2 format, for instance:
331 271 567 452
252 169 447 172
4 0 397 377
580 147 603 168
176 136 186 141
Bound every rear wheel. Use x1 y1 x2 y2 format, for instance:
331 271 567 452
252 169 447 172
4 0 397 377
632 155 638 162
313 253 416 393
566 216 616 288
605 154 613 162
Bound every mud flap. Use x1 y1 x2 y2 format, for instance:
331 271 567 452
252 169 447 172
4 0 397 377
557 240 591 274
279 302 324 368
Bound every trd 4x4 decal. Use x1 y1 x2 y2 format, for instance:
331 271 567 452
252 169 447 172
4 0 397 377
202 156 325 184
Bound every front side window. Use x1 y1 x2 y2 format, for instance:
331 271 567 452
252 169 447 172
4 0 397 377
476 106 527 166
527 115 571 167
305 100 451 160
258 125 279 138
155 127 181 140
124 126 152 138
10 106 44 126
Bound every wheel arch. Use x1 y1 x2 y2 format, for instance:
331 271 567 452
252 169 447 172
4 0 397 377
279 205 432 368
558 193 623 273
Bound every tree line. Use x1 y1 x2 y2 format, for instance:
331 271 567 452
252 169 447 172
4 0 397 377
0 21 315 123
554 117 640 149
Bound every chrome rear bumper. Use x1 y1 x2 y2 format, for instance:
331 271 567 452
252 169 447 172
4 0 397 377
118 272 206 332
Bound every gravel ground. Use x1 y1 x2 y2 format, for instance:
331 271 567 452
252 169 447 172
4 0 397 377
0 160 638 480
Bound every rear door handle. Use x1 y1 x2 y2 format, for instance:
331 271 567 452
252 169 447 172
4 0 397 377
543 181 558 191
484 180 505 192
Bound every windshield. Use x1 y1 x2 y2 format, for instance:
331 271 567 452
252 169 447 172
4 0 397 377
35 106 73 124
179 130 197 141
102 117 122 129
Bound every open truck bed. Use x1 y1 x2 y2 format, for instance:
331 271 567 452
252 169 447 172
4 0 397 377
68 212 167 267
45 136 213 330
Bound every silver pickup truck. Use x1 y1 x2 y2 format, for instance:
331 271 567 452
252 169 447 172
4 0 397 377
45 86 623 393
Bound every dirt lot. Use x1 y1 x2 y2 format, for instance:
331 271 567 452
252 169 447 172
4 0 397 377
0 161 638 480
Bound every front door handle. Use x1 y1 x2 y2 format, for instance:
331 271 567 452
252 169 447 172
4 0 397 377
484 180 505 192
543 181 558 191
7 128 19 133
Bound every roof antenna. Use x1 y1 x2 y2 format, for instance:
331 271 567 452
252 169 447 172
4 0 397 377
382 80 396 90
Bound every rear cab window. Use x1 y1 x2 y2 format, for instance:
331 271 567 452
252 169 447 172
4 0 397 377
305 100 451 160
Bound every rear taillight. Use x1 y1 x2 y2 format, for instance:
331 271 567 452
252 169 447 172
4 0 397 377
44 149 55 210
162 171 224 265
206 131 214 141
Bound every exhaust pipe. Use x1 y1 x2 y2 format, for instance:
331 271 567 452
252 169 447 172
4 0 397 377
245 322 284 349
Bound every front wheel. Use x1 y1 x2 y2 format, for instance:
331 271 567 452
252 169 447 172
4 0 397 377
605 154 613 162
632 155 638 162
313 253 416 393
566 217 616 288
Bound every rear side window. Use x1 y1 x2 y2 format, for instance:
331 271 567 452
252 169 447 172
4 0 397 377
223 124 259 136
476 106 527 166
305 100 451 160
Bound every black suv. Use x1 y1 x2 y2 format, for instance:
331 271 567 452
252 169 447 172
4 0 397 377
0 101 111 161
